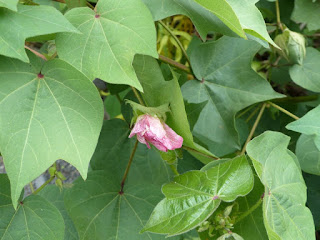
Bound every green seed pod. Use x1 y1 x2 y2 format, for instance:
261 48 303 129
274 29 306 65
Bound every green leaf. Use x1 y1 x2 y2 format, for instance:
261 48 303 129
141 0 240 40
0 0 18 11
185 101 208 131
0 5 78 62
289 48 320 93
287 105 320 150
304 173 320 230
190 0 245 39
39 185 79 240
0 55 104 206
0 174 65 240
296 134 320 175
292 0 320 31
142 155 254 236
246 131 315 240
56 0 157 91
182 37 284 156
65 0 86 9
226 0 277 47
65 119 176 240
233 175 268 240
133 55 217 162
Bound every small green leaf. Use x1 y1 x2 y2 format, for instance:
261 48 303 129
0 174 65 240
291 0 320 31
142 155 254 236
247 131 315 240
182 37 284 156
289 48 320 93
0 55 104 206
0 0 18 11
0 5 78 62
296 134 320 175
56 0 158 91
287 105 320 150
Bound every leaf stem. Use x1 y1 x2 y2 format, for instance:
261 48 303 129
169 164 179 176
24 45 47 61
159 55 191 74
182 146 219 160
120 140 139 194
131 87 145 106
29 182 34 193
241 103 266 155
273 95 318 103
33 176 55 195
158 20 191 67
275 0 283 31
235 195 264 224
267 101 300 120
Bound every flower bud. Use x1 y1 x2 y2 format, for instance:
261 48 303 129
274 29 306 65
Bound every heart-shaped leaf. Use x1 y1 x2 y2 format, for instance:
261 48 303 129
142 155 254 236
56 0 158 91
0 174 65 240
247 131 315 240
182 36 284 156
0 54 104 206
289 48 320 93
0 5 78 62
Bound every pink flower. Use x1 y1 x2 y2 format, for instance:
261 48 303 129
129 114 183 152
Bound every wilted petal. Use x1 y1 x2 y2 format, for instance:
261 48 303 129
163 124 183 150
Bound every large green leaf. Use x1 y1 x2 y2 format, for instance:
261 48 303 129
0 0 18 11
226 0 277 47
56 0 157 91
296 134 320 175
0 174 65 240
133 55 216 163
0 5 78 62
142 155 254 236
181 37 283 156
289 48 320 93
287 105 320 150
291 0 320 31
233 175 268 240
247 131 315 240
65 119 175 240
188 0 245 38
39 185 79 240
0 55 104 206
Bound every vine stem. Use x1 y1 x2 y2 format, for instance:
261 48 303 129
33 176 55 195
119 140 139 194
182 146 219 160
159 55 192 74
235 194 264 224
268 102 300 120
275 0 283 31
131 87 145 106
241 103 266 155
158 20 191 67
24 46 47 61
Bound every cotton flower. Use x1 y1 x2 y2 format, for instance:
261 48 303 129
129 114 183 152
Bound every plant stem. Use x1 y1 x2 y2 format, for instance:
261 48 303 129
245 105 260 123
169 164 179 176
275 0 283 31
235 195 264 224
236 104 258 119
159 55 191 74
24 45 47 61
182 146 219 160
33 176 55 195
268 101 300 120
241 103 266 155
273 95 318 103
29 182 34 193
158 20 191 67
120 140 139 194
131 87 145 106
86 1 94 9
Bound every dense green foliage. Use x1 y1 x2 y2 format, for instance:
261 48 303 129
0 0 320 239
